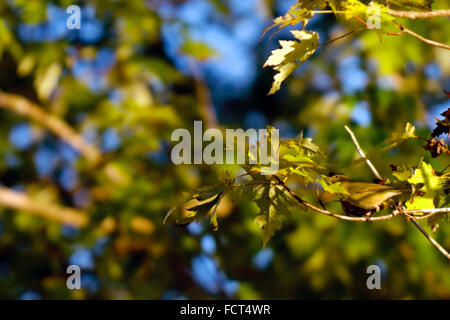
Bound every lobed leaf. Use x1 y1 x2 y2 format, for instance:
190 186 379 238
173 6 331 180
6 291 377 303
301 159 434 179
264 30 319 95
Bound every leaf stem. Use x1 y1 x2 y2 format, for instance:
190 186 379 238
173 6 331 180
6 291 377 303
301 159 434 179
389 21 450 50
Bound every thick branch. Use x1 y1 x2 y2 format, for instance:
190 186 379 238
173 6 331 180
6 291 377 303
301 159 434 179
344 126 383 180
0 91 101 163
320 30 359 46
272 175 450 225
0 187 87 227
387 9 450 19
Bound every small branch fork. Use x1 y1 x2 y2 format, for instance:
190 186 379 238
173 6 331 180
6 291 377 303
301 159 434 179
273 175 401 222
0 87 156 227
312 9 450 50
312 9 450 19
271 175 449 223
266 126 450 261
343 126 449 260
388 21 450 50
0 91 96 227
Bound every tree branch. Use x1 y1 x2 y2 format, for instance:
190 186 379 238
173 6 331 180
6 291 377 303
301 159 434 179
393 207 450 219
0 90 101 163
353 15 450 50
344 125 450 261
273 175 399 222
407 215 450 261
320 30 360 46
0 187 87 227
387 9 450 19
344 125 383 181
397 25 450 50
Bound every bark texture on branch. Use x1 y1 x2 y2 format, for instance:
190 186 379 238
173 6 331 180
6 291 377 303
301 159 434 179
387 9 450 19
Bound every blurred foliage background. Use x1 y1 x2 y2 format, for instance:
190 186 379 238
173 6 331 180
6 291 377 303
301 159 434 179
0 0 449 299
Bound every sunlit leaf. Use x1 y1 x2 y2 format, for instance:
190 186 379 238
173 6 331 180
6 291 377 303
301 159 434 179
264 30 319 94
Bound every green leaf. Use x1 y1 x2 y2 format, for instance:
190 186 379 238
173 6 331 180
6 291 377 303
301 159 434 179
164 184 228 229
319 178 350 195
181 40 216 61
388 0 433 10
263 1 327 35
254 211 281 248
187 193 221 216
298 133 324 158
406 162 442 210
253 185 292 246
282 153 314 163
264 30 319 95
206 0 229 14
391 164 413 182
289 167 320 184
427 213 447 233
193 184 226 201
353 123 418 167
34 63 61 101
384 122 416 145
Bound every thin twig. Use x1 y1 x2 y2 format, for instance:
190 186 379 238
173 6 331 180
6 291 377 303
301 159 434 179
233 182 276 187
314 9 450 19
319 30 359 46
345 126 450 261
273 175 399 222
272 168 448 223
352 15 370 27
401 27 450 50
344 126 383 181
353 15 450 51
407 215 450 260
388 21 450 50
